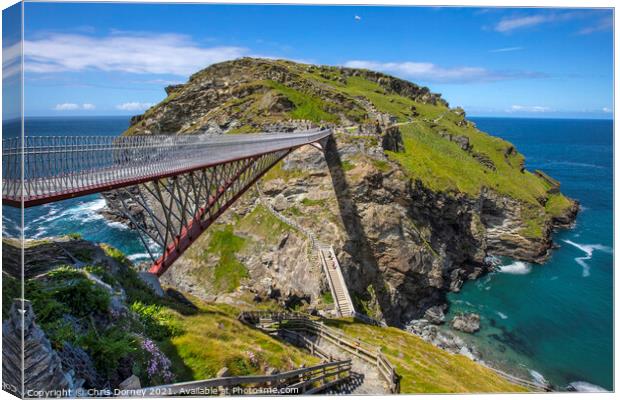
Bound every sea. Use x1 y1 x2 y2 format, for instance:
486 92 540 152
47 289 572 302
2 116 614 390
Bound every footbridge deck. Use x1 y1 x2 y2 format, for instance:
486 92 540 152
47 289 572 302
3 129 332 275
3 130 331 207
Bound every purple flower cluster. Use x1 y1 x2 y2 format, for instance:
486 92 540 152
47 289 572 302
247 351 259 367
141 338 174 384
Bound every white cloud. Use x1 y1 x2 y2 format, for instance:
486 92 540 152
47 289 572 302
116 102 154 111
24 32 248 76
54 103 80 111
493 11 591 33
495 15 547 32
3 41 22 79
343 60 545 84
354 15 362 21
53 103 97 111
602 107 612 113
578 17 613 35
490 46 524 53
507 105 551 113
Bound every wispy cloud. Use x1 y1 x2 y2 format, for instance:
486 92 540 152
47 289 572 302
3 41 22 79
25 32 249 76
492 11 606 34
578 16 613 35
343 60 546 84
495 15 548 32
602 107 612 113
116 102 154 111
490 46 524 53
507 105 551 113
54 103 96 111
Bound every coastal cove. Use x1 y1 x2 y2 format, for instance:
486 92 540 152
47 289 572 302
447 117 613 390
2 116 612 391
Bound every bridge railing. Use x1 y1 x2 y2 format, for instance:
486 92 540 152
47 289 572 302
2 129 331 204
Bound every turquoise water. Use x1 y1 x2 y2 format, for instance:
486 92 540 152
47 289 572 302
3 117 613 390
446 118 613 390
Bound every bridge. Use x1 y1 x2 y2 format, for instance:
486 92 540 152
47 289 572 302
2 129 332 275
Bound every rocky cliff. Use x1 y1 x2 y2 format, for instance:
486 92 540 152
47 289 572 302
113 57 578 326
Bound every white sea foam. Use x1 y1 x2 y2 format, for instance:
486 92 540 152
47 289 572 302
68 199 106 222
105 221 129 230
568 381 608 392
128 253 151 261
545 160 605 169
529 370 548 386
562 240 613 277
499 261 531 275
496 311 508 320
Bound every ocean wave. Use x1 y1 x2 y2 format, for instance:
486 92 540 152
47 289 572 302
105 221 129 230
499 261 531 275
67 199 106 222
128 253 151 262
543 160 606 170
484 255 502 266
568 381 608 392
562 240 613 277
496 311 508 320
529 370 548 386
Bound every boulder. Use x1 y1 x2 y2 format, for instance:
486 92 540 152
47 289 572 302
271 194 288 211
423 305 446 325
451 313 481 333
138 272 165 297
118 375 141 390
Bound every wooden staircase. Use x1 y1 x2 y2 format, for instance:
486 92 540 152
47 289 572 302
255 184 356 317
318 245 355 317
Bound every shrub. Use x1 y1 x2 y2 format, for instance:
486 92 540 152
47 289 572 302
131 301 184 340
45 266 110 317
101 244 131 266
25 280 68 323
79 327 138 376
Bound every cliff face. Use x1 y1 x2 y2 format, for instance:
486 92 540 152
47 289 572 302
117 58 578 325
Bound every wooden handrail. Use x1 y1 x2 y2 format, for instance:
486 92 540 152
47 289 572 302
144 359 352 396
239 311 401 393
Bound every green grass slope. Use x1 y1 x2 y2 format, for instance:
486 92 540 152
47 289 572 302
2 239 320 388
325 318 527 393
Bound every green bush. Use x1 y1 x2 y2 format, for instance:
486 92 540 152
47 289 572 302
101 244 131 266
321 291 334 305
25 280 69 323
45 266 110 317
41 319 79 350
131 301 184 340
79 327 138 375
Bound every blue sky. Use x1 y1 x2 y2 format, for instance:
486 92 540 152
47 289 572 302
5 3 614 118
